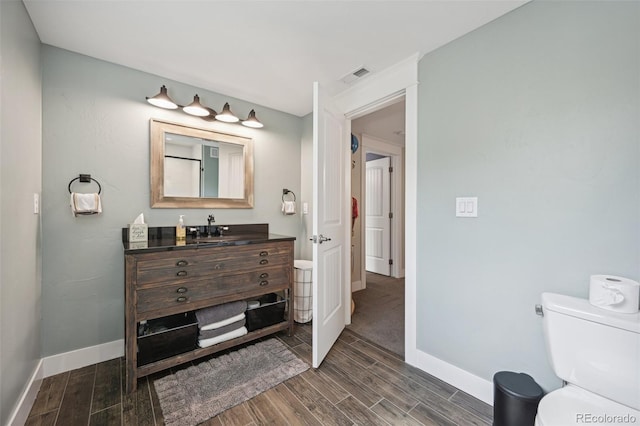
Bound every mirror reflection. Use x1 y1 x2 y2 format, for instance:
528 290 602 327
164 133 245 199
150 119 254 208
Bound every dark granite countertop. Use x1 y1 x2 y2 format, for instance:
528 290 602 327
122 223 295 254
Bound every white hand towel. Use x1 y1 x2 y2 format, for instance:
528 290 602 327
70 193 102 216
199 313 246 331
198 326 248 348
281 201 296 215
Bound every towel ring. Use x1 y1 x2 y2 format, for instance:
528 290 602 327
68 174 102 194
282 188 296 202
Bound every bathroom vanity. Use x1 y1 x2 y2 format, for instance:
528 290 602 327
122 224 295 393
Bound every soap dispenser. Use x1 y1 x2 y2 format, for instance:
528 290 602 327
176 215 186 241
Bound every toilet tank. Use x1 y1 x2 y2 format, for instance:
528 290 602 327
541 292 640 410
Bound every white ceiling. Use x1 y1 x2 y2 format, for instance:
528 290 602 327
352 100 406 146
23 0 527 117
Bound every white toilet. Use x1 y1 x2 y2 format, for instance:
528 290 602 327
536 292 640 425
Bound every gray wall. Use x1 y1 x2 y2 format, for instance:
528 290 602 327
0 1 42 423
416 1 639 390
41 46 303 356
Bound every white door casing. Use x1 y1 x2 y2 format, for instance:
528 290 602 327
312 82 350 368
365 156 391 275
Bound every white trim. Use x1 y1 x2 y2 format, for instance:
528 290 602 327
361 133 404 152
335 53 420 118
351 280 364 292
336 52 419 367
344 91 405 121
415 349 494 406
7 360 43 426
404 83 418 366
42 339 124 378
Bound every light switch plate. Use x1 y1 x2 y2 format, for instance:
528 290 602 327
456 197 477 217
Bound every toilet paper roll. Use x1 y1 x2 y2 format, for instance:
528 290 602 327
589 275 640 314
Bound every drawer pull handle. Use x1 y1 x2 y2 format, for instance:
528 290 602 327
214 264 222 270
260 280 269 286
176 260 188 267
259 259 269 265
259 273 269 279
176 287 188 293
176 296 187 303
176 270 188 277
259 251 269 257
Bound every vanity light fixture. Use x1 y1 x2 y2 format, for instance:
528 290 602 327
146 85 178 109
241 110 264 128
145 85 263 128
215 102 239 123
182 94 210 117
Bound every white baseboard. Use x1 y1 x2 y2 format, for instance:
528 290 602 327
42 339 124 378
351 280 364 292
8 359 43 426
413 349 494 406
9 340 124 424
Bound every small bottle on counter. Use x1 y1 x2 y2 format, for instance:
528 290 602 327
176 215 186 241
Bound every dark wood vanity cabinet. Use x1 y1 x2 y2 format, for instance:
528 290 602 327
124 238 294 393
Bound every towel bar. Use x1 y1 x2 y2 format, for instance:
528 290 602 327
282 188 296 202
68 174 102 194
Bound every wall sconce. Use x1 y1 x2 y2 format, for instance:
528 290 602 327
146 85 264 128
215 102 239 123
242 110 264 128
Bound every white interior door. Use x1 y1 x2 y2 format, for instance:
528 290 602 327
365 156 391 275
164 157 200 197
312 82 350 368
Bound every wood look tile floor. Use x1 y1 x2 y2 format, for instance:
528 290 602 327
26 325 493 426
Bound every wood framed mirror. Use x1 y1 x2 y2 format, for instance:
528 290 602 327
150 119 254 208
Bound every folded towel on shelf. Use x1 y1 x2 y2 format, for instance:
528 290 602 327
70 193 102 216
199 317 246 338
200 314 246 337
199 312 246 331
195 300 247 327
198 326 248 348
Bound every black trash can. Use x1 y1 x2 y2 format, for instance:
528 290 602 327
493 371 544 426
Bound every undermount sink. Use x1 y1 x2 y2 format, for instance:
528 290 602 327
183 224 268 246
192 236 228 244
191 233 257 246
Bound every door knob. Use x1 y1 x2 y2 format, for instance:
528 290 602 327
310 234 332 244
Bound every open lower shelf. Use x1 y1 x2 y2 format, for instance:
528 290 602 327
136 321 291 379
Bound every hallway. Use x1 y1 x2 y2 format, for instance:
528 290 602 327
349 272 405 356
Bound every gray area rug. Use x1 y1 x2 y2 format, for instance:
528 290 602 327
349 272 405 356
154 338 309 426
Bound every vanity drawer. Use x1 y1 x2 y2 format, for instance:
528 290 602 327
136 266 290 315
135 244 291 287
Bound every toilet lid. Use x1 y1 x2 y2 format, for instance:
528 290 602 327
537 386 640 426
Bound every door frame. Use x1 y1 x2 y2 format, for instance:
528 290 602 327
334 52 418 363
361 134 404 284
